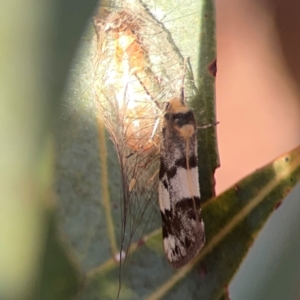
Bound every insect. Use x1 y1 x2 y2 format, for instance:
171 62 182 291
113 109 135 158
90 0 204 292
159 61 205 268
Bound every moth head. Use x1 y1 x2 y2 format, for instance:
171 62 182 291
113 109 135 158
164 98 188 114
164 98 196 140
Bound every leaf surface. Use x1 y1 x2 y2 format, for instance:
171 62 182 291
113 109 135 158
81 146 300 300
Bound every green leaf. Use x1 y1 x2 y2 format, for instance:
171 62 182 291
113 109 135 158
230 183 300 300
193 0 218 201
82 146 300 300
36 207 83 300
0 0 97 300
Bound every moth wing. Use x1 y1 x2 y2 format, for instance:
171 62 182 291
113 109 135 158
159 158 205 268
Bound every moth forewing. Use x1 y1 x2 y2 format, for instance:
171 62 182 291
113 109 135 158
159 97 205 268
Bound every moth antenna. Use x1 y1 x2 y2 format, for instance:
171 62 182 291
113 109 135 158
180 57 189 105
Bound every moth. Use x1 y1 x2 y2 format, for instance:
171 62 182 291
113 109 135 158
159 62 205 268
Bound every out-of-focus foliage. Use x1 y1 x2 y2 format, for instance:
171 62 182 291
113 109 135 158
0 0 97 299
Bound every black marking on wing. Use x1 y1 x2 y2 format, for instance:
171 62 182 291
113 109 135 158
162 179 168 190
159 157 177 180
160 196 204 268
164 110 195 127
175 155 197 169
175 197 201 213
159 155 197 181
161 196 201 238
